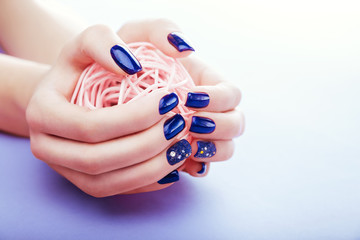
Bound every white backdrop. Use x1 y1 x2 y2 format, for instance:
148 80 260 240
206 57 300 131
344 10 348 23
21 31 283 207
58 0 360 239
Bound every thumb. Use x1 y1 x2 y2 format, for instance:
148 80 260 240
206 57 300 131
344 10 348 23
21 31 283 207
118 19 195 59
59 24 142 76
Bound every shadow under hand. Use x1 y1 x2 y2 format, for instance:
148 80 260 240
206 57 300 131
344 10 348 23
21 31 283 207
103 178 193 217
39 164 195 217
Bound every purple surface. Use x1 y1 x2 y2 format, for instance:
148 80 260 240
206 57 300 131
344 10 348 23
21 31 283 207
0 133 232 239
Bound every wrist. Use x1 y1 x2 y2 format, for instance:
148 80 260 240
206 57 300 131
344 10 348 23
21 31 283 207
14 62 50 114
0 54 50 136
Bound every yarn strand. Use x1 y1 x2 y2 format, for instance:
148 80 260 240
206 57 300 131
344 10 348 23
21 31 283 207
71 42 195 142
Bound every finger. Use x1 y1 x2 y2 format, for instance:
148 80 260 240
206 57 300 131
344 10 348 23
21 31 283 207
30 117 184 175
190 139 235 162
27 88 184 142
59 24 142 76
182 160 210 177
118 19 195 58
189 110 245 140
122 182 175 195
47 139 192 197
123 170 180 194
184 82 241 112
179 56 242 112
180 56 224 86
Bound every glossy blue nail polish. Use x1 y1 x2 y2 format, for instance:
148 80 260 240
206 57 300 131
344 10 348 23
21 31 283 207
166 139 192 165
158 170 179 184
159 93 179 115
189 116 215 134
167 32 195 52
110 45 142 75
194 141 216 158
163 114 185 140
185 92 210 108
197 163 206 174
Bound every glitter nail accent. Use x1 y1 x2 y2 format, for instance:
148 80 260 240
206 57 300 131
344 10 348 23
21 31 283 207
166 139 192 165
194 141 216 158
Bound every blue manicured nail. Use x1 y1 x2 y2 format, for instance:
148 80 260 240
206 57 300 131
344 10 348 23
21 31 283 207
185 92 210 108
158 170 179 184
159 93 179 115
110 45 142 75
167 139 192 165
164 114 185 140
194 141 216 158
197 163 206 174
167 32 195 52
189 116 215 134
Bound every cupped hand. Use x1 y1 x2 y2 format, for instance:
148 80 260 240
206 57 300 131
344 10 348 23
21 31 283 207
26 24 193 197
116 19 245 194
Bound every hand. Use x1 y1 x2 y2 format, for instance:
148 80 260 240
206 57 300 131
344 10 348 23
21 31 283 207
117 19 245 193
26 25 194 197
180 57 244 177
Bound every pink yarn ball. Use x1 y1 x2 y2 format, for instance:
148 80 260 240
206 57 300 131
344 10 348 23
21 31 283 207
71 42 195 141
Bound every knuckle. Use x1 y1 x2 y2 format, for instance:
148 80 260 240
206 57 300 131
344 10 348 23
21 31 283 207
233 86 242 105
25 105 37 128
81 178 107 198
232 85 242 106
144 160 164 183
82 24 111 40
29 137 42 160
26 97 42 129
151 18 177 28
29 134 48 161
238 111 245 136
77 150 102 175
231 111 244 137
120 19 137 30
79 24 112 51
76 119 101 143
222 83 242 109
117 20 139 38
222 141 235 160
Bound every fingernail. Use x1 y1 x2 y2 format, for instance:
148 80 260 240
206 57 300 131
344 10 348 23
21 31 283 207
189 116 215 134
194 141 216 158
158 170 179 184
167 139 192 165
197 163 207 174
164 114 185 140
185 92 210 108
159 93 179 115
110 45 142 75
167 32 195 52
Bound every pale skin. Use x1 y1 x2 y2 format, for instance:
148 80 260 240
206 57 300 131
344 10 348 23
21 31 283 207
0 1 244 197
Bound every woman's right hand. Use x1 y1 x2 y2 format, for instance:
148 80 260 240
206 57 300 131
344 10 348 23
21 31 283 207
26 25 191 197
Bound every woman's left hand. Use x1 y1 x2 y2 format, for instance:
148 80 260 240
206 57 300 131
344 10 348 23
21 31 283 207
117 19 245 194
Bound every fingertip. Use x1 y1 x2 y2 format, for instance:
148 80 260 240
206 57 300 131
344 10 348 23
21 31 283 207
110 44 142 75
74 25 143 77
198 162 210 177
238 110 246 136
118 19 195 59
184 83 242 112
191 140 217 160
157 170 180 184
146 19 195 58
167 32 195 53
184 92 210 109
150 30 195 58
122 182 175 194
159 92 179 115
224 82 242 107
183 159 209 177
